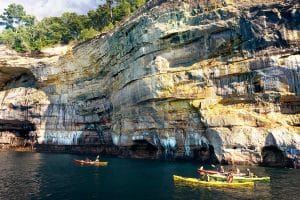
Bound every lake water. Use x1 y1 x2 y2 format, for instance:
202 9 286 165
0 152 299 200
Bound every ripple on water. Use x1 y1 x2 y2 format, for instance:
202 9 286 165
0 152 42 200
0 152 299 200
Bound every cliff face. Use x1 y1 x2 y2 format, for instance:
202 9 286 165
0 0 299 166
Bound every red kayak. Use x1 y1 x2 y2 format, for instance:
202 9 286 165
197 168 220 175
198 168 247 177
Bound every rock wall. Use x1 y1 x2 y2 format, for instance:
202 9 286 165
0 0 299 165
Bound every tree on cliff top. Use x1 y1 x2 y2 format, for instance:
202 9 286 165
0 3 35 30
0 1 147 53
106 0 114 22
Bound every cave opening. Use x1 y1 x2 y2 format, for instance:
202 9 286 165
130 139 158 159
253 79 264 93
0 67 39 148
0 119 36 146
193 145 219 164
262 146 288 167
0 67 37 91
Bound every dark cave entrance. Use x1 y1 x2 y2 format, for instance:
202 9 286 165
253 79 264 93
193 145 219 164
0 67 37 91
130 139 158 159
262 146 288 167
0 119 36 146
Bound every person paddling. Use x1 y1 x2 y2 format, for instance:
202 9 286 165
246 168 251 177
235 166 240 175
218 165 225 173
95 155 100 162
204 173 210 182
227 169 234 183
293 156 297 169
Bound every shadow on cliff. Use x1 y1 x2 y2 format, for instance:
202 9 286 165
240 2 299 52
277 67 300 114
160 1 299 68
0 66 39 145
262 133 296 167
130 139 159 159
0 67 37 90
193 145 219 165
212 64 300 116
0 119 36 143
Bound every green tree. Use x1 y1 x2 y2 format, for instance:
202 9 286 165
21 15 35 26
120 0 131 16
133 0 146 9
35 18 57 45
88 5 110 31
106 0 114 22
0 3 34 30
80 28 98 41
0 0 147 52
0 28 16 45
113 0 131 22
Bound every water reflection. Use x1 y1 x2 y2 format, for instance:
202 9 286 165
0 153 299 200
173 181 259 200
0 152 42 199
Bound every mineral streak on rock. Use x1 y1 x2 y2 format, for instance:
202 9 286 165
0 0 299 166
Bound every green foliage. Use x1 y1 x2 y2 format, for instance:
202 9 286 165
106 0 114 21
80 28 98 41
0 0 147 52
0 29 16 45
0 3 35 30
113 0 132 22
101 22 114 33
120 1 132 17
21 15 35 26
88 5 111 31
61 13 89 40
133 0 146 9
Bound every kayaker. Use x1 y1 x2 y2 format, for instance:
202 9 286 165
95 155 100 162
235 166 240 175
218 165 225 173
293 156 297 169
203 173 210 182
245 168 251 177
226 169 233 183
198 167 210 181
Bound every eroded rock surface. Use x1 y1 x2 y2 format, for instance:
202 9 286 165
0 0 299 165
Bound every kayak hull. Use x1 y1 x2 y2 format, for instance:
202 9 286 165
197 169 246 176
208 174 270 182
73 159 108 166
197 169 220 175
173 175 254 188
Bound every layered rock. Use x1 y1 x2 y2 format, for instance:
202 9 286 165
0 0 299 166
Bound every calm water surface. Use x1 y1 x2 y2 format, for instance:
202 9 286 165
0 152 299 200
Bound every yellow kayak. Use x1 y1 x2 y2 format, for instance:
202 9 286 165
208 174 270 182
173 175 254 188
74 159 108 166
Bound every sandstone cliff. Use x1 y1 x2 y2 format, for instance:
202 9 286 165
0 0 299 166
